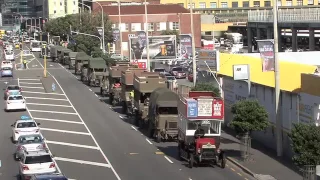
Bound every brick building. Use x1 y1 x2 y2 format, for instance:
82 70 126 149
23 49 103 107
93 4 201 56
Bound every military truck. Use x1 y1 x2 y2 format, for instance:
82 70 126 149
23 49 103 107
120 68 145 114
67 52 78 69
75 52 90 75
133 72 167 128
147 88 179 143
50 45 63 62
87 57 108 87
106 63 131 105
58 48 72 64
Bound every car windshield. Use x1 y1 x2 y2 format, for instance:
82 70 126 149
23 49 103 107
25 155 52 164
172 67 183 72
7 86 19 90
2 67 11 70
3 61 11 64
6 51 13 55
17 122 36 128
9 96 23 100
18 135 43 144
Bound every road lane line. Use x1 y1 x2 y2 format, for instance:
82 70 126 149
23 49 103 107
20 86 44 89
47 73 122 180
22 91 65 95
40 128 90 135
164 156 174 164
46 140 100 150
54 157 111 168
19 82 42 85
27 103 72 107
24 97 68 101
131 126 138 131
34 117 83 124
89 89 92 91
146 138 153 144
29 110 77 115
18 78 40 81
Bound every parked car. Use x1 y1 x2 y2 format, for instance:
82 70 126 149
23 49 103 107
4 85 21 100
11 118 40 142
1 67 13 77
170 67 186 79
15 134 47 160
5 95 26 112
30 173 68 180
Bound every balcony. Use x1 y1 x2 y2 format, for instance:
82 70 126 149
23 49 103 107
248 8 320 23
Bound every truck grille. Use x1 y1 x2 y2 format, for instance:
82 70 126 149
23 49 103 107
168 122 177 129
202 148 216 158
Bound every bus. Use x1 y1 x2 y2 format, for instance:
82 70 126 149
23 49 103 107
30 40 41 52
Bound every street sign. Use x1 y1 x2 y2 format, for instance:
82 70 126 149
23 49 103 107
96 27 103 37
52 83 56 92
128 34 135 38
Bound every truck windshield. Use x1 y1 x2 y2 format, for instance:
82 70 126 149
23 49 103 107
187 120 219 134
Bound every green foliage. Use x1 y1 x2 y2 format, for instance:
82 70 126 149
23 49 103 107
191 83 220 97
44 11 113 56
161 30 180 42
289 123 320 167
230 99 269 135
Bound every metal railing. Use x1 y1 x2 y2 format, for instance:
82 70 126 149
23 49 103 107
248 8 320 22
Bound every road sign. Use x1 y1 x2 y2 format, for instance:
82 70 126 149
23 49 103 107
52 83 56 92
97 27 103 37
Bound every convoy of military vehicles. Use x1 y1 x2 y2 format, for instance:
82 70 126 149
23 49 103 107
46 45 226 169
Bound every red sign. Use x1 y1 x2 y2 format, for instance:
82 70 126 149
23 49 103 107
137 62 146 69
212 99 224 120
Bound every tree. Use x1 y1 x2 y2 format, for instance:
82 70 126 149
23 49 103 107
230 99 269 136
44 11 113 56
289 123 320 168
191 83 220 97
161 30 180 42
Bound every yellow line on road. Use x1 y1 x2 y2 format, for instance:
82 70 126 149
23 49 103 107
129 153 139 155
237 173 242 176
155 152 164 155
230 168 236 171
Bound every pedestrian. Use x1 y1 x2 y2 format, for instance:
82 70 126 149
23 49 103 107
23 59 27 69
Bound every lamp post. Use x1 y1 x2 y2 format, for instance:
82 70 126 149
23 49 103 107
84 0 105 53
144 0 150 71
79 2 92 13
189 0 197 86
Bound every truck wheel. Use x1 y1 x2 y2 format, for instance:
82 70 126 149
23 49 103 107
100 87 103 96
220 153 226 168
156 132 161 143
188 154 194 168
178 144 183 160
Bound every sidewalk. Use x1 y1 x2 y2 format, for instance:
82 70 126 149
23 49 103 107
221 127 302 180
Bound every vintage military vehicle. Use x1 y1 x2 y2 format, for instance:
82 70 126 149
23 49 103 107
177 91 226 168
58 48 72 64
107 63 132 106
67 52 78 69
147 87 179 143
87 57 108 87
132 72 167 128
120 68 145 114
75 52 90 75
50 45 63 62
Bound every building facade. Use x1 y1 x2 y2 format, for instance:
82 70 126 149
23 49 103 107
0 0 36 26
94 4 201 56
35 0 79 19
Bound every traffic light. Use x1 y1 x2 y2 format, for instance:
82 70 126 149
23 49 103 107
41 47 47 56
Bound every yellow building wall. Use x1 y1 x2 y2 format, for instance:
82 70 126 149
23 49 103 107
48 0 79 19
218 53 317 92
201 23 232 32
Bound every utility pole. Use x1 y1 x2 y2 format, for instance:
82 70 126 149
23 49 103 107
273 0 282 157
189 0 197 86
144 0 150 71
118 0 123 59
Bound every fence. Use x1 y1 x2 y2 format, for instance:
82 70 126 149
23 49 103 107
248 8 320 23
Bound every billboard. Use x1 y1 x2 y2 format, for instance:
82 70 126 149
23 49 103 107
197 49 220 72
129 35 176 61
179 34 192 60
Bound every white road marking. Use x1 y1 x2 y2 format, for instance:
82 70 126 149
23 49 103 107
24 97 68 101
22 91 65 95
18 78 40 81
46 140 100 150
164 156 174 164
28 110 77 115
34 117 84 124
89 89 92 91
46 73 122 180
26 102 72 107
20 86 44 89
40 128 90 135
54 157 111 168
95 94 98 97
19 82 42 85
131 126 138 131
146 138 153 145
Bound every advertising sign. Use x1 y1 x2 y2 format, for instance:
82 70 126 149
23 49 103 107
137 31 146 49
179 34 192 60
233 64 249 80
112 28 120 42
187 100 198 118
129 35 176 61
186 98 224 120
257 39 275 72
197 49 220 72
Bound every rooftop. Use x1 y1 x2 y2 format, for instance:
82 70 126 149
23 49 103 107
97 4 190 15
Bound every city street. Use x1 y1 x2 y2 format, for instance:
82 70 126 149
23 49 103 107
0 46 254 180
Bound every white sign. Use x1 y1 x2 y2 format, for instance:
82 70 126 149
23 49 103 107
197 99 212 117
97 27 103 36
233 64 249 80
213 102 222 116
128 34 136 38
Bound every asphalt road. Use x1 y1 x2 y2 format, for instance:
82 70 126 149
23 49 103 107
0 44 254 180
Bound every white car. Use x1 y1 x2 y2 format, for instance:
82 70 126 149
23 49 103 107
1 61 13 69
18 150 57 179
6 95 27 112
5 51 14 61
24 38 30 43
11 118 40 143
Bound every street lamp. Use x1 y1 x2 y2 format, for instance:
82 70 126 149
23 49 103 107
144 0 150 71
79 2 92 13
84 0 105 54
71 30 103 50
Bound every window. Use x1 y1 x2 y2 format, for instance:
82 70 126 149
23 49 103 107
54 10 56 14
25 155 52 164
121 23 129 31
156 22 166 31
187 3 195 8
297 0 303 5
172 22 179 30
131 23 141 31
178 3 184 6
60 1 62 6
73 1 76 5
221 2 228 7
210 2 217 8
54 1 56 5
253 1 260 6
286 0 292 6
308 0 314 5
264 1 271 6
148 23 154 31
232 2 238 7
242 1 249 7
199 2 206 8
277 0 281 6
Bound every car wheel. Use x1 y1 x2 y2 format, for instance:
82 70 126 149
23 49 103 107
14 153 19 161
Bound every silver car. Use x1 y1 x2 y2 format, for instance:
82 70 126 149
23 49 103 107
15 134 47 161
4 85 21 100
